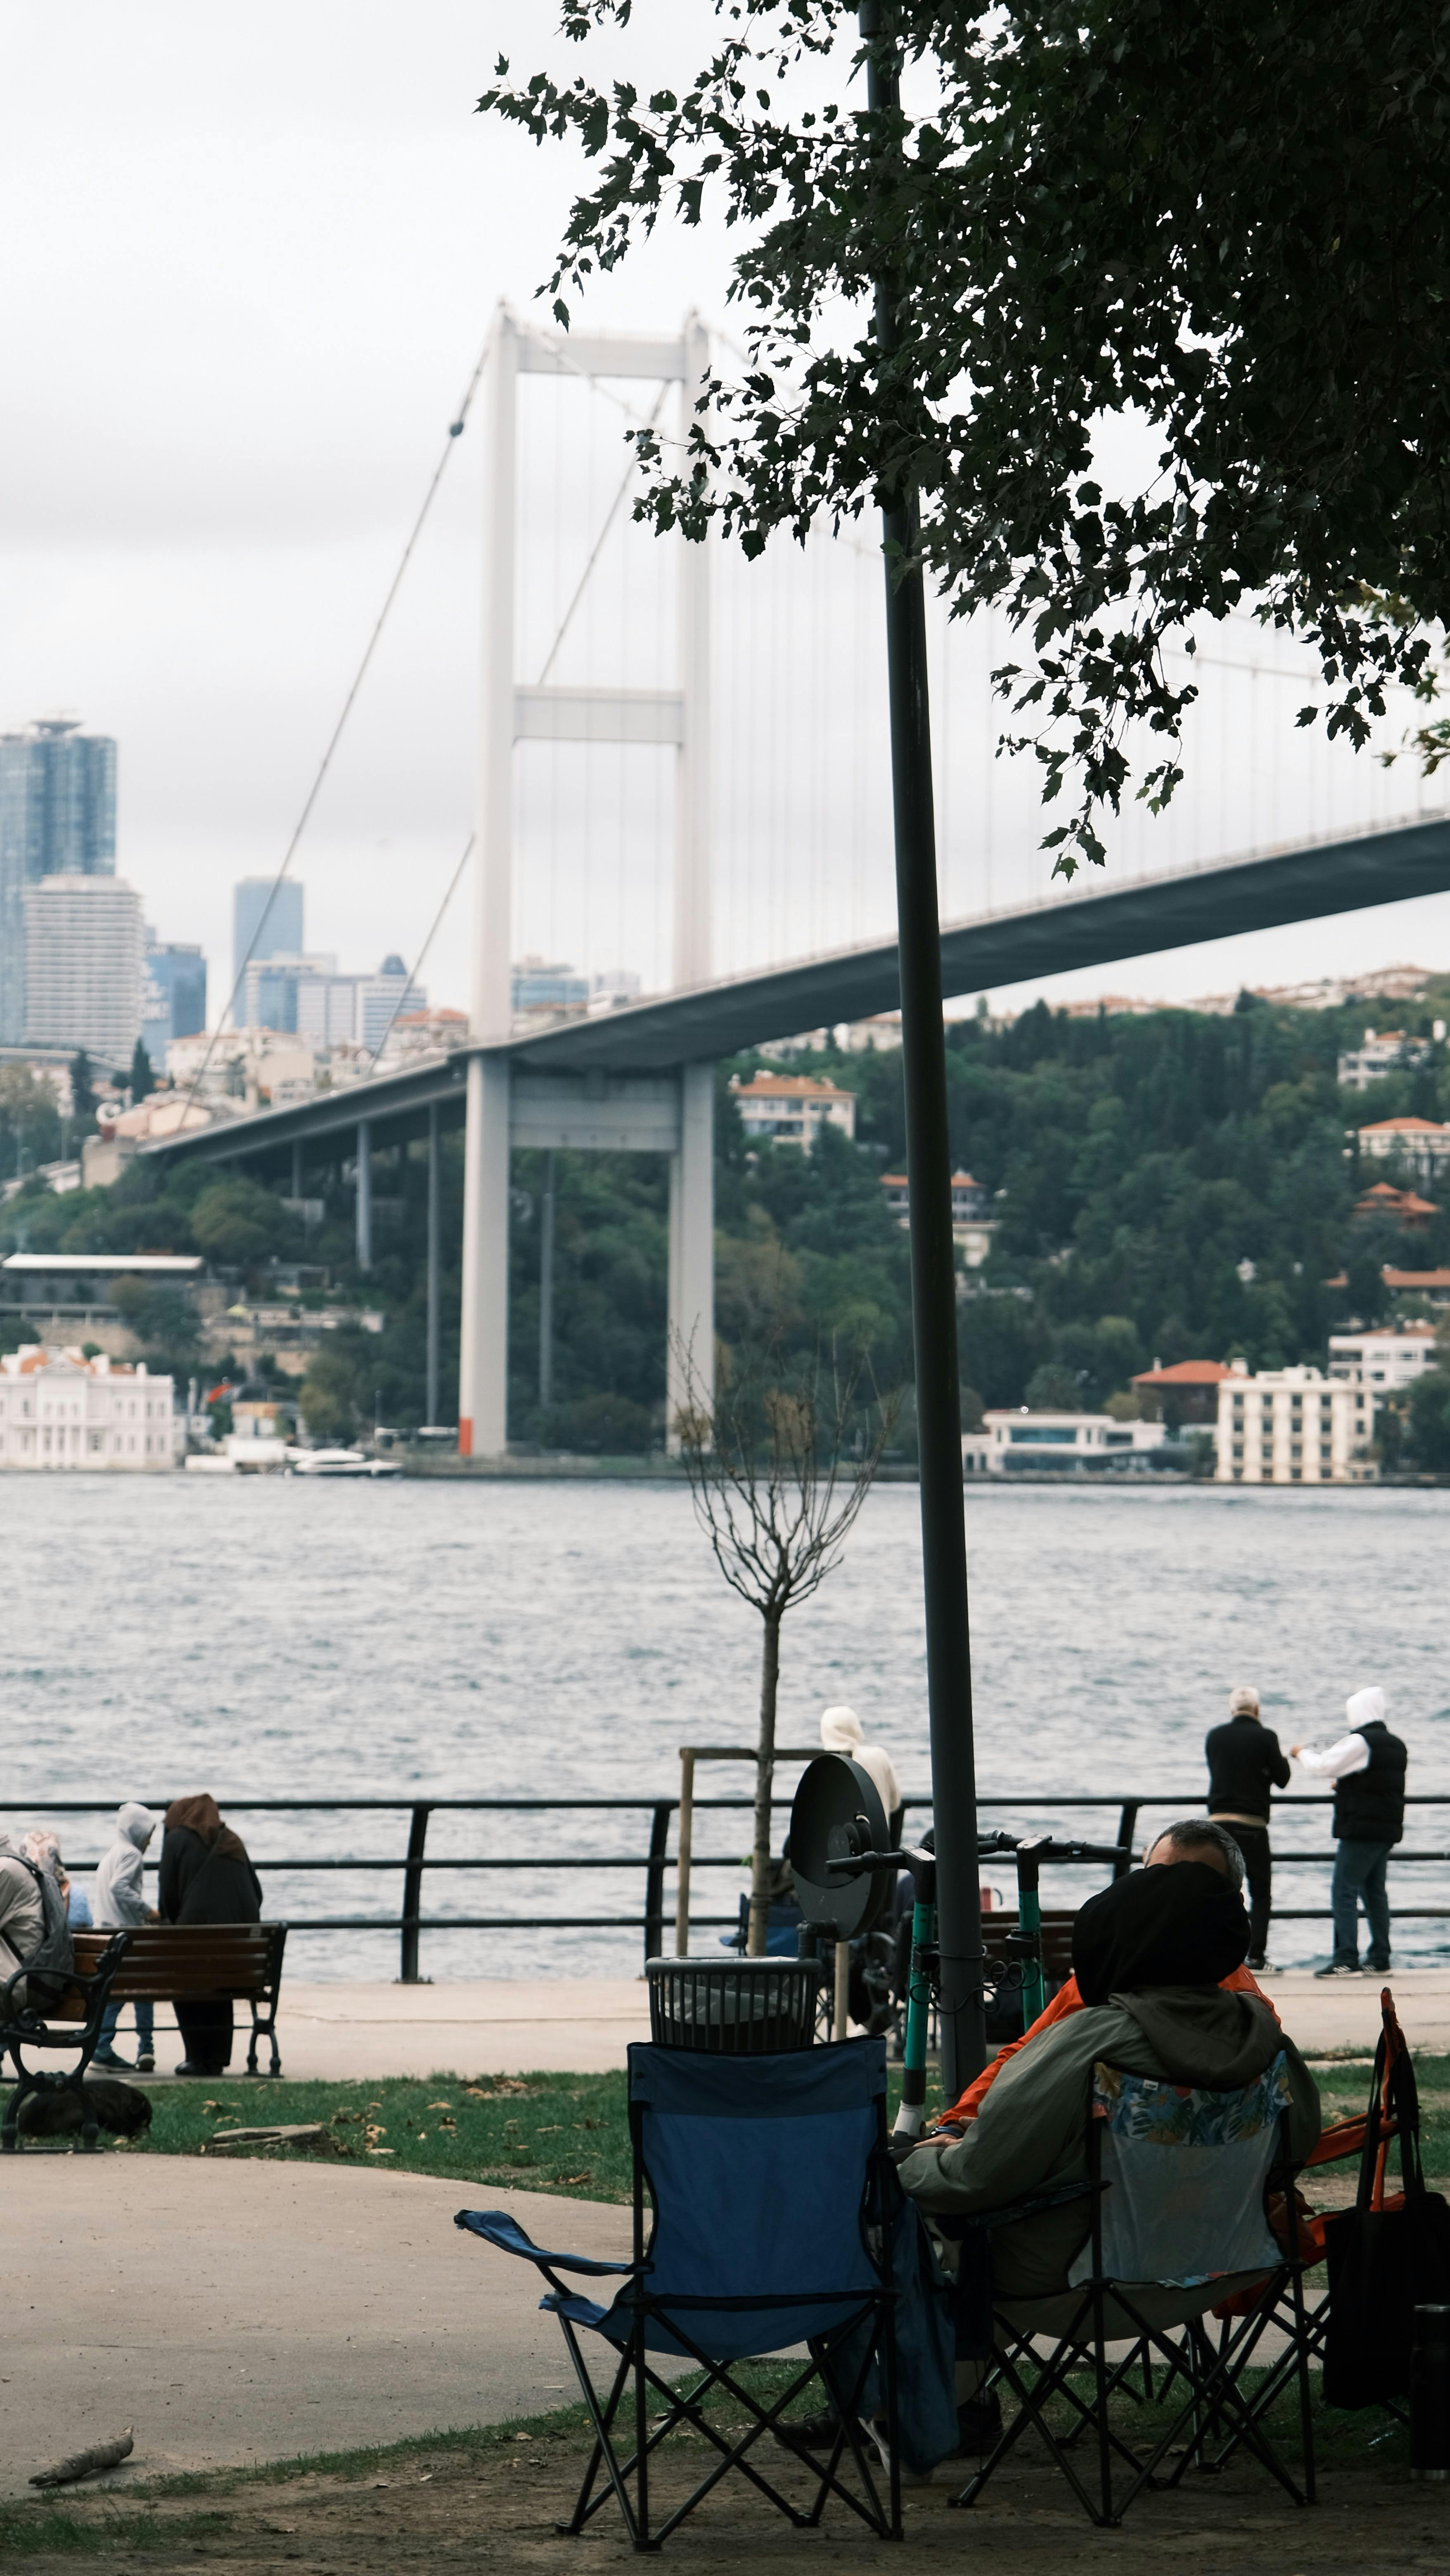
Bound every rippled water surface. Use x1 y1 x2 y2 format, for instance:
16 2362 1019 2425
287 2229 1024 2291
2 1476 1447 1975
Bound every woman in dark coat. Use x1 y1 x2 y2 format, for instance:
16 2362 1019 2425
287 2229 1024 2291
160 1794 263 2077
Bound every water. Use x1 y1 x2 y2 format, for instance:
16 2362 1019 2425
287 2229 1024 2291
2 1475 1447 1977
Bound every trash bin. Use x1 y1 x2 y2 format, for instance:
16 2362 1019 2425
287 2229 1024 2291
646 1956 822 2054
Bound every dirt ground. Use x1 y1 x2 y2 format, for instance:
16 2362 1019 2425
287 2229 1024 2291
6 2419 1448 2574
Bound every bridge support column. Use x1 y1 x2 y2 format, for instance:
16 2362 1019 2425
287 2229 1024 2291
355 1118 372 1272
426 1101 441 1428
291 1141 302 1200
457 1054 511 1457
666 1063 714 1448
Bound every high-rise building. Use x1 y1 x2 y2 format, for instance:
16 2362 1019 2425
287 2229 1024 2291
233 877 304 990
21 876 142 1065
242 951 337 1034
0 718 118 1044
356 955 420 1053
140 931 207 1063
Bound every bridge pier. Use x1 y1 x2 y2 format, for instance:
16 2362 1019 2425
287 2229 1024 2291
455 1062 713 1456
425 1102 441 1429
356 1118 372 1272
666 1064 714 1445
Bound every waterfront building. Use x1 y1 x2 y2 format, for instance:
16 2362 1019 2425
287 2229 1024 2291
1327 1322 1442 1393
140 931 206 1061
1357 1115 1450 1184
730 1070 858 1150
21 874 142 1065
234 877 304 982
0 719 118 1043
977 1409 1170 1473
1130 1359 1233 1425
0 1345 178 1470
1338 1026 1443 1090
1215 1361 1377 1485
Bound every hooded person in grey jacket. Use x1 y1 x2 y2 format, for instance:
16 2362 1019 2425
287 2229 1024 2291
0 1833 46 2022
92 1803 159 2072
898 1859 1320 2339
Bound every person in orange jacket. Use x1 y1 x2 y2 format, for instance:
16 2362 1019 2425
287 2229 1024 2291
933 1817 1277 2134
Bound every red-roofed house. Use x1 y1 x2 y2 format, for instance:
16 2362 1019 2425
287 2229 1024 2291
1353 1180 1440 1229
1358 1116 1450 1184
1130 1359 1233 1425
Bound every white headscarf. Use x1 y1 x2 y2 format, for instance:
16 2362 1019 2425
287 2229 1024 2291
819 1705 902 1820
1345 1686 1387 1735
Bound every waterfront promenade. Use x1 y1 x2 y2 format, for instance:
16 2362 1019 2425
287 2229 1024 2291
114 1962 1450 2079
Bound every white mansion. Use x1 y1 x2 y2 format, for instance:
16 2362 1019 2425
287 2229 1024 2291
0 1346 178 1471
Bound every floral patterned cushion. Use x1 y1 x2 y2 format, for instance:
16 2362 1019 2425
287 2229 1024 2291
1066 2054 1290 2290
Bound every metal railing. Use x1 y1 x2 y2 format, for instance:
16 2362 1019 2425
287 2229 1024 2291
8 1791 1450 1981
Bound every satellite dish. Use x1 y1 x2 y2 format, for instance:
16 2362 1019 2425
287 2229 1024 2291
789 1753 892 1940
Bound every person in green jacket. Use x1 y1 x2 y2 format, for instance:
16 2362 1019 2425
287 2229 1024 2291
898 1858 1320 2401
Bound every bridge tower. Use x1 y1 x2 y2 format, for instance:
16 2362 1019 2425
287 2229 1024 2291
457 308 715 1456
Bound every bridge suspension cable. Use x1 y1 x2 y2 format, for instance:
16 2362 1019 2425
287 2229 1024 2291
178 331 492 1122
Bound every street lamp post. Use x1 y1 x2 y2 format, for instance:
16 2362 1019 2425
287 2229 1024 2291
859 0 986 2098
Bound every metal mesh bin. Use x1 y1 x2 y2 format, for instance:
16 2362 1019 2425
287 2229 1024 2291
645 1956 822 2054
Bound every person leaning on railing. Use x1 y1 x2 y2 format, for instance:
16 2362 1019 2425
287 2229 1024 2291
1204 1684 1291 1974
1291 1687 1407 1979
930 1820 1275 2133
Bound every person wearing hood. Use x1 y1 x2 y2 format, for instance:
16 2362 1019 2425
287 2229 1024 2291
898 1858 1320 2336
92 1804 160 2073
0 1832 47 2022
159 1795 263 2078
819 1706 902 1835
1291 1686 1407 1977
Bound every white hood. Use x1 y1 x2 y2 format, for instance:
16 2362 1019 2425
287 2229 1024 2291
1345 1686 1386 1733
93 1802 156 1929
820 1705 902 1820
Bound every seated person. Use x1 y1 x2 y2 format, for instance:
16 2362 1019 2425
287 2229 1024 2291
938 1818 1276 2133
898 1856 1320 2338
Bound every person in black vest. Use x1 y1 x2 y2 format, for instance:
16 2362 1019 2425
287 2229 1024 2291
1205 1683 1291 1972
1291 1688 1407 1977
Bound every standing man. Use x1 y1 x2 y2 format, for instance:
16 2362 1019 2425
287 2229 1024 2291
1206 1684 1291 1972
1291 1687 1407 1977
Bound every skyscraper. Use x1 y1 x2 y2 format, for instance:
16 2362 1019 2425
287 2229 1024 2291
22 876 142 1065
0 718 118 1043
233 878 303 990
140 934 207 1062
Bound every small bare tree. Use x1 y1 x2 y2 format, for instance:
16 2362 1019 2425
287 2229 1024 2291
674 1329 899 1955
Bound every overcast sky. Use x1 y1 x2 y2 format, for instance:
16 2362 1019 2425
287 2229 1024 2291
3 1 1448 1026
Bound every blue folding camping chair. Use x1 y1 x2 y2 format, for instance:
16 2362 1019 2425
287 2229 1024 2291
457 2036 901 2551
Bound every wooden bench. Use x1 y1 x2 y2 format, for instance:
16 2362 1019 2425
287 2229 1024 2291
67 1924 289 2077
1 1930 132 2151
979 1908 1078 2002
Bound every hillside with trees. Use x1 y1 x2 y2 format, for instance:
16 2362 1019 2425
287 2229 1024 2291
5 986 1450 1459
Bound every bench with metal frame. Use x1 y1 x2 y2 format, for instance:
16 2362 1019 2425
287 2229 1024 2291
69 1925 289 2077
1 1930 132 2152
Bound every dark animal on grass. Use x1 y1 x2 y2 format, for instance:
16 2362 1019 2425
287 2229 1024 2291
18 2079 153 2138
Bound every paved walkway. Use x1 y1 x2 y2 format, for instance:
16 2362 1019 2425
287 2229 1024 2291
115 1964 1450 2082
0 2159 631 2497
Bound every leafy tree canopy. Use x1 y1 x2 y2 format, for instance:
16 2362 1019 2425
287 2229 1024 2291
485 1 1450 868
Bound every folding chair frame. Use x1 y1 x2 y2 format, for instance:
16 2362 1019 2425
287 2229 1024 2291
464 2077 902 2553
953 2107 1316 2528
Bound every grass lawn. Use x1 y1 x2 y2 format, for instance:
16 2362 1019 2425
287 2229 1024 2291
97 2050 1450 2201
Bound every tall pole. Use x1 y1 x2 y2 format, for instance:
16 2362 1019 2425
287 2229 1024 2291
861 1 984 2098
426 1101 441 1428
538 1149 556 1413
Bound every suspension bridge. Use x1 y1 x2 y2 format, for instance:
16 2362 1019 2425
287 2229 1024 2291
142 308 1450 1453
